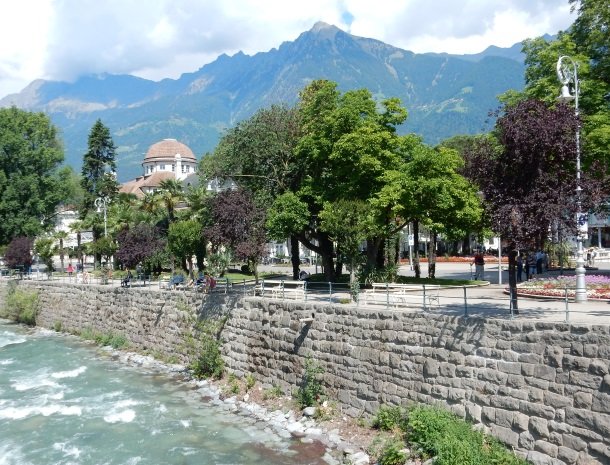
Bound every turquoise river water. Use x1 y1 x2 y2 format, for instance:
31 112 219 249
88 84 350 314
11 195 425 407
0 320 326 465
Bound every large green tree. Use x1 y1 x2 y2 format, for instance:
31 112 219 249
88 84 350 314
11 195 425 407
201 104 303 278
0 107 66 244
81 119 118 216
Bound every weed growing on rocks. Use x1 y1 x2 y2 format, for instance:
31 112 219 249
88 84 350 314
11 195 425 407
2 283 39 325
296 357 325 408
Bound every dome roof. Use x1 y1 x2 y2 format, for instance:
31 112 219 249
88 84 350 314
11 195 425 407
144 139 196 162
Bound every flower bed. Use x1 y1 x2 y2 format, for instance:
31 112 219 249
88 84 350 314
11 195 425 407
516 275 610 300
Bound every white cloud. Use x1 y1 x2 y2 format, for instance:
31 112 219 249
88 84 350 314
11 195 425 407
0 0 575 98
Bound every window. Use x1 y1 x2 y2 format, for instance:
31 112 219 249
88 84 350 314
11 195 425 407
172 164 175 172
181 165 185 173
160 164 165 170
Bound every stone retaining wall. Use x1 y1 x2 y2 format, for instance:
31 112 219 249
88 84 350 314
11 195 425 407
2 281 610 464
0 281 237 364
224 299 610 465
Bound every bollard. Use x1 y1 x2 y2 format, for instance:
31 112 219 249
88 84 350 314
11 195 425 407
463 286 468 316
565 285 570 323
423 284 427 311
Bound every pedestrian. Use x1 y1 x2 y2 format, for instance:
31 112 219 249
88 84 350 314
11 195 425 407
516 253 523 283
536 250 543 275
526 252 536 280
67 263 74 278
472 249 485 280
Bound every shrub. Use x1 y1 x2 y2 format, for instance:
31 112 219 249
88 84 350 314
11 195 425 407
263 385 283 400
185 316 227 380
378 440 408 465
2 284 39 325
372 405 408 431
406 405 528 465
296 357 325 408
245 374 256 391
79 328 129 349
240 264 252 274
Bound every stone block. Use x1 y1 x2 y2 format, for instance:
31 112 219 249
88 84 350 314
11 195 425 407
513 412 529 431
562 355 591 372
465 403 482 423
569 372 602 390
545 391 573 409
520 400 556 420
535 365 557 382
498 360 522 375
491 424 519 448
530 417 550 438
423 359 439 377
557 446 579 464
589 442 610 460
520 431 536 449
495 409 514 428
592 392 610 414
589 360 609 376
535 440 558 458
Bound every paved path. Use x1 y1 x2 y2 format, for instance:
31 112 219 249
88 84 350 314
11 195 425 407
11 261 610 325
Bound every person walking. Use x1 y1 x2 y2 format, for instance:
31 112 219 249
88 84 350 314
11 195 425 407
516 253 523 283
472 250 485 280
526 252 536 280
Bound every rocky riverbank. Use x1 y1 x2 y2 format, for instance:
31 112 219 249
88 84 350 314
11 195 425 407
105 347 374 465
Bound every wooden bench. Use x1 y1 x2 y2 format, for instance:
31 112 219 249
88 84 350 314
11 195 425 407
364 283 440 309
253 280 306 300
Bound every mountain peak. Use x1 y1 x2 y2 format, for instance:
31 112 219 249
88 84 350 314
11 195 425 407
309 21 342 39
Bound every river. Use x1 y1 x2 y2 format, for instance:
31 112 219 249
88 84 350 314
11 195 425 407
0 320 327 465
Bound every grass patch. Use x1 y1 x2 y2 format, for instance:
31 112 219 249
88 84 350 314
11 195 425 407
2 283 39 326
79 327 129 349
368 404 527 465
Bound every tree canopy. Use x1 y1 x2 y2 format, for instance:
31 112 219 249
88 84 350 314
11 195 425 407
0 107 66 245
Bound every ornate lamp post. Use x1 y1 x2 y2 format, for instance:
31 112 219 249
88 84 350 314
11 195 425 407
556 55 587 302
94 196 110 238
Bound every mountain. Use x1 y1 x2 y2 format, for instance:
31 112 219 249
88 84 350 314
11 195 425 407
0 22 526 182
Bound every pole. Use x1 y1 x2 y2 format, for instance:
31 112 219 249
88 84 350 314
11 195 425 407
557 55 587 302
498 237 502 285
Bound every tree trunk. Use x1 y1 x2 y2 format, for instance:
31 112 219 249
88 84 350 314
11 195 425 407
428 231 437 279
59 238 65 273
413 220 421 278
366 238 380 270
508 246 519 312
335 260 343 278
291 235 300 280
318 233 335 282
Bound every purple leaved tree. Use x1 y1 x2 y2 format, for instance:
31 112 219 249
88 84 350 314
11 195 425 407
115 224 166 271
204 189 267 280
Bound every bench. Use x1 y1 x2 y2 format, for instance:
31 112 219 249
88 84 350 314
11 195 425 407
364 283 440 309
253 279 306 300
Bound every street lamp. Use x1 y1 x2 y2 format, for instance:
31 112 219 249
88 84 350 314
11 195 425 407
556 55 587 302
94 196 110 238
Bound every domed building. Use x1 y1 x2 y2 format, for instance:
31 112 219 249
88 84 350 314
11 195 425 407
120 138 198 198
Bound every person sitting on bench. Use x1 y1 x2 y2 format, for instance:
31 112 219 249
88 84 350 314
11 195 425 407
121 270 133 288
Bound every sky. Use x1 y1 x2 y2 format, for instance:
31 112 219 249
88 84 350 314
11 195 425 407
0 0 576 99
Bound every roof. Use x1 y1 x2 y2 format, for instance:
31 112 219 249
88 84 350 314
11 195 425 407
144 138 196 162
119 171 175 198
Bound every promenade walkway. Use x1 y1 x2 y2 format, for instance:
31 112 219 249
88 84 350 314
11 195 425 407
7 261 610 325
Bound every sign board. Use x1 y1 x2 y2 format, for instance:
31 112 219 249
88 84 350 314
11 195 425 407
576 213 589 239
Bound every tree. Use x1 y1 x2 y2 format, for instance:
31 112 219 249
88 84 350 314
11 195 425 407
34 236 57 274
156 179 183 224
204 189 267 280
469 99 605 247
81 119 118 267
319 200 372 287
4 236 34 269
167 220 203 278
570 0 610 85
116 223 166 270
0 107 65 244
201 104 302 277
81 119 118 215
286 80 410 281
